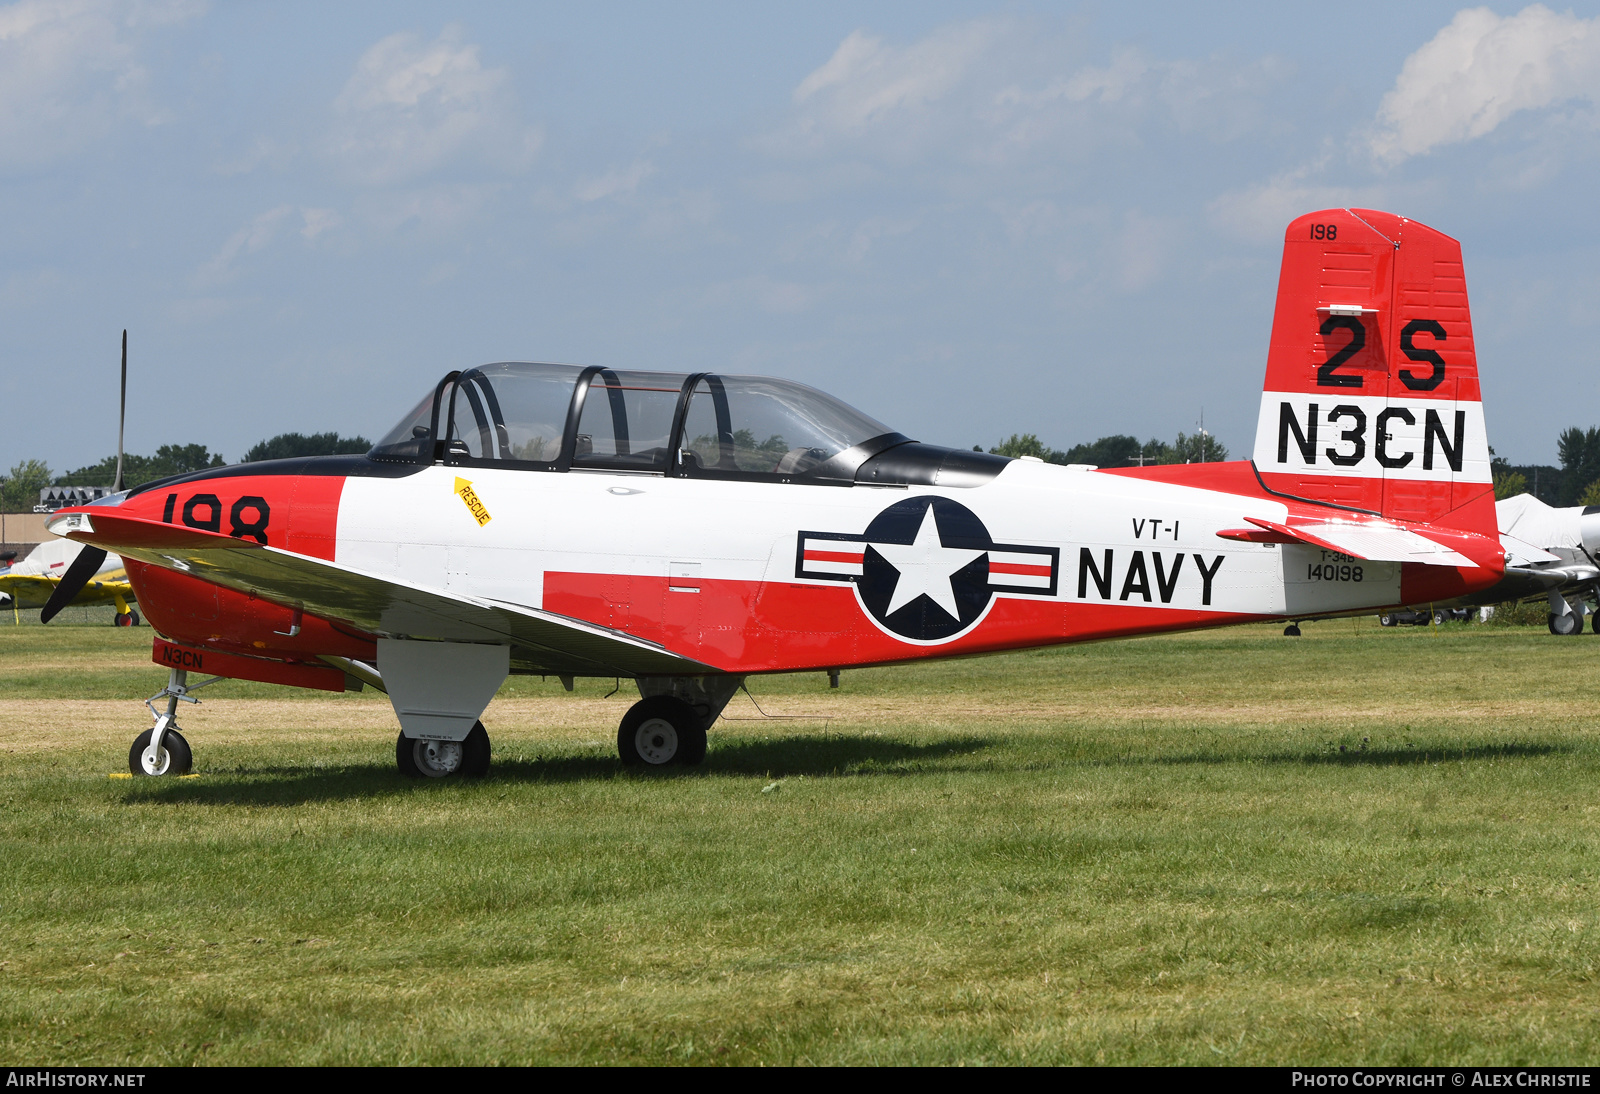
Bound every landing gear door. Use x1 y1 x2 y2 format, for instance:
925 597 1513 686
379 639 510 741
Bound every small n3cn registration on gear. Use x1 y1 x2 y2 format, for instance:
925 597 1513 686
46 209 1514 778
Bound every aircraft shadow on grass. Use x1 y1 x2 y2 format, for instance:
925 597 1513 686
119 734 996 807
1149 741 1570 768
117 739 1576 808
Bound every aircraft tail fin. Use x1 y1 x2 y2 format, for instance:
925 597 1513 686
1250 209 1494 538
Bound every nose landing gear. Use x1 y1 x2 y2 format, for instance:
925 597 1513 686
130 667 221 776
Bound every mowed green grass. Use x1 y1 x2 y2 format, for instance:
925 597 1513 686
2 619 1599 1065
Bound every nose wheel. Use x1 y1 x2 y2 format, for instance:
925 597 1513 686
129 726 191 775
396 721 491 778
618 696 707 767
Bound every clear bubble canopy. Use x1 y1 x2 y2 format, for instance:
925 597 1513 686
370 362 898 480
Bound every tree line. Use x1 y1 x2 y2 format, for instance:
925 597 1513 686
984 431 1228 467
0 432 370 512
1492 427 1600 505
9 423 1596 512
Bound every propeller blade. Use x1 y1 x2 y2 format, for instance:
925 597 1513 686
39 546 108 624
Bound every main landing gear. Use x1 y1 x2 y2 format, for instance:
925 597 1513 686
129 667 221 776
618 697 707 767
1548 591 1591 636
616 676 743 768
396 722 491 779
112 610 140 627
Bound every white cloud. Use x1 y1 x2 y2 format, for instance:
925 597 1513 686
704 274 823 315
328 27 540 186
213 135 294 177
1112 210 1170 291
1371 4 1600 164
844 215 916 262
575 160 654 203
299 207 341 240
998 48 1151 108
770 20 1291 167
1207 168 1365 244
0 0 201 170
198 205 292 284
793 24 999 131
199 204 342 283
771 21 1006 158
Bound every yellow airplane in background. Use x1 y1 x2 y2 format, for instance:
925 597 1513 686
1 538 140 625
2 329 141 625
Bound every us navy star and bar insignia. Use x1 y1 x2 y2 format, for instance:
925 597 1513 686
796 496 1058 643
454 478 493 526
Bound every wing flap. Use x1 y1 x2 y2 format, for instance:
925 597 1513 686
48 511 715 677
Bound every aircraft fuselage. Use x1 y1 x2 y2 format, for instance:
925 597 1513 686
114 454 1497 677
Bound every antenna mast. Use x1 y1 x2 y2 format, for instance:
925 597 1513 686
114 330 127 493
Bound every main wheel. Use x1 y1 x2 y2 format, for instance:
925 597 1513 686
128 611 140 626
1379 614 1395 627
1592 613 1600 634
128 727 192 776
1550 612 1583 635
1283 624 1301 636
1433 611 1447 626
618 696 707 767
112 612 133 627
396 722 491 779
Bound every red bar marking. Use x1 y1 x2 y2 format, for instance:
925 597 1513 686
989 562 1051 576
805 549 865 564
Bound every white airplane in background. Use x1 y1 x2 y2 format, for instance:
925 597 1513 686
1492 493 1600 633
45 208 1507 779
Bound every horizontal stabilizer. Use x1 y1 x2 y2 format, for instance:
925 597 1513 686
1225 516 1478 568
46 511 715 677
1499 532 1560 566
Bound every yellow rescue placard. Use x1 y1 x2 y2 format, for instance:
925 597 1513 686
454 477 492 526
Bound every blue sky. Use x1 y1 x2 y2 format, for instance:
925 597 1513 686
4 1 1600 475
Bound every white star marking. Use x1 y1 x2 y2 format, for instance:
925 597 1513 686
870 505 985 620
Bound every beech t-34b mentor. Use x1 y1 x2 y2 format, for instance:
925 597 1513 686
44 208 1503 778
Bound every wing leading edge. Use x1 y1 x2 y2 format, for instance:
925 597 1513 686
45 510 715 677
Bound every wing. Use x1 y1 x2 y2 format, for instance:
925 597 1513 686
46 510 714 677
0 573 61 610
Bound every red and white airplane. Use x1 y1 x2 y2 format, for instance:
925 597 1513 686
43 208 1502 778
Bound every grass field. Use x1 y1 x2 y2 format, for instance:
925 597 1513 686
2 617 1598 1065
